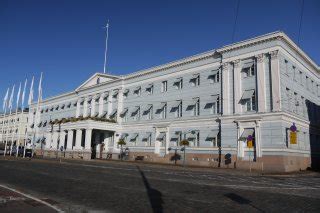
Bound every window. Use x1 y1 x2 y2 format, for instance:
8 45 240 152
284 60 289 75
112 90 119 99
190 74 200 86
240 90 255 112
123 89 129 99
306 76 310 90
317 85 320 97
294 92 298 113
160 104 167 119
143 105 153 120
292 66 296 81
132 106 140 121
299 71 303 84
209 95 220 114
241 62 255 78
173 78 183 90
193 98 200 116
286 88 291 111
187 131 200 147
311 80 315 93
208 70 220 83
96 77 100 84
247 93 256 111
120 108 128 122
161 81 167 92
133 87 141 97
146 84 153 95
175 101 182 118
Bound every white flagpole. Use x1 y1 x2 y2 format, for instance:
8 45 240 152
24 76 34 158
10 82 21 156
32 73 43 157
4 84 15 157
1 88 9 150
17 79 27 157
103 20 109 74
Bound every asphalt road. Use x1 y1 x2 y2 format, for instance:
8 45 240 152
0 157 320 212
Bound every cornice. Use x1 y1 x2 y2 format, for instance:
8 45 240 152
123 50 217 80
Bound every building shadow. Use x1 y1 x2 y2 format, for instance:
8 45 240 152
306 100 320 171
136 166 163 213
224 193 265 212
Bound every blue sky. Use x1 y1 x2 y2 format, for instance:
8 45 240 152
0 0 319 105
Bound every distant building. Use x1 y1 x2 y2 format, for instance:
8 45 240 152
28 31 320 172
0 110 29 151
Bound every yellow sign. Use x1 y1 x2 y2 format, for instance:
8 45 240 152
247 140 253 148
290 131 297 144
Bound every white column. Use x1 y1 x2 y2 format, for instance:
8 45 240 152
256 54 266 112
75 129 83 150
84 129 92 150
83 97 88 117
236 123 244 158
90 95 97 117
165 128 170 154
59 131 66 150
45 132 52 149
222 62 230 115
255 121 262 158
154 129 160 154
117 89 124 122
76 99 81 118
66 130 73 150
270 50 281 111
107 94 113 119
51 131 58 150
98 93 105 117
233 60 241 114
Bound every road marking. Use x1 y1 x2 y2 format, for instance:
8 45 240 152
0 184 64 212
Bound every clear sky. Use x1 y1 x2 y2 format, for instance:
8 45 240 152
0 0 319 105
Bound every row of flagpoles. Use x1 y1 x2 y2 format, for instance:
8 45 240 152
1 73 43 157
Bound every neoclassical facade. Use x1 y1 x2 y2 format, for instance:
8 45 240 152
0 110 29 150
28 31 320 172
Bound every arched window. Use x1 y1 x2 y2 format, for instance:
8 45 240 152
97 77 100 84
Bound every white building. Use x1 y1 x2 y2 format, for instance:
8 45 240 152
0 110 29 151
28 31 320 172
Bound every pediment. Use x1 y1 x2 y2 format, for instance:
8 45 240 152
76 73 120 91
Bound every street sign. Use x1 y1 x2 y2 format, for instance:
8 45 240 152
290 131 297 144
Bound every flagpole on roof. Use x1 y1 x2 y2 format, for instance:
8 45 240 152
4 84 15 157
103 20 110 74
10 82 21 156
1 87 9 150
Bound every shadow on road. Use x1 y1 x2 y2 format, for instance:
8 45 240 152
137 166 163 213
224 193 265 212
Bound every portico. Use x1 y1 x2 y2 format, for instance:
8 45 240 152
43 119 119 159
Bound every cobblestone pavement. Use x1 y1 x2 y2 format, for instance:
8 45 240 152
0 157 320 212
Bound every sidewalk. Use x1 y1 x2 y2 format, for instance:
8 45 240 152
0 185 60 213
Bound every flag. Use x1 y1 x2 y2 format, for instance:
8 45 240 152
2 87 9 111
21 79 27 107
8 84 15 110
28 76 34 105
16 82 21 107
37 73 43 104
